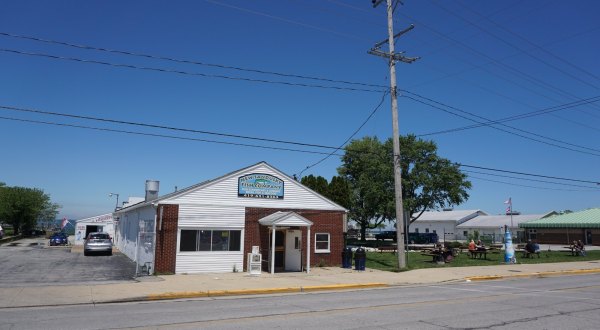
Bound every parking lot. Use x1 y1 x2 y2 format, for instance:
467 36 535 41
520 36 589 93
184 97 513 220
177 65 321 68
0 237 136 288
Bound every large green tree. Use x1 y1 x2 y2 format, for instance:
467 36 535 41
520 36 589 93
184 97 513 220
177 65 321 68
301 174 352 210
339 135 471 239
0 184 59 235
338 136 391 240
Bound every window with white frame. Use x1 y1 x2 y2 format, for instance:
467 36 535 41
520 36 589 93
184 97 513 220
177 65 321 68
179 229 241 252
315 233 330 253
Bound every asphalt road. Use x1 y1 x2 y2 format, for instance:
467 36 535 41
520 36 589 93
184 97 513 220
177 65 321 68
0 237 136 287
1 274 599 329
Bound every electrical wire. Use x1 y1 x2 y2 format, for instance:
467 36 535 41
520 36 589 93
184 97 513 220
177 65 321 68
0 104 341 150
417 95 600 137
295 90 389 178
462 169 600 190
467 175 598 192
402 92 600 156
0 115 342 156
1 105 598 186
432 0 599 90
0 48 385 94
0 31 387 90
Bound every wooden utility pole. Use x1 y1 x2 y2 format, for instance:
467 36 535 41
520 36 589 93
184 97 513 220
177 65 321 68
369 0 419 270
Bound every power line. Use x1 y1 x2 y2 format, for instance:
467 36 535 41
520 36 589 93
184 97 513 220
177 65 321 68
296 91 389 177
1 103 598 185
467 175 598 192
432 0 599 90
402 91 600 156
0 104 341 151
454 0 600 84
463 169 600 190
457 163 599 185
0 31 387 90
0 115 341 156
417 95 600 137
204 0 369 41
0 48 384 94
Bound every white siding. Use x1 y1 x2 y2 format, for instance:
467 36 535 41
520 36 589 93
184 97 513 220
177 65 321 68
178 205 245 228
176 252 244 274
115 205 156 262
166 164 344 211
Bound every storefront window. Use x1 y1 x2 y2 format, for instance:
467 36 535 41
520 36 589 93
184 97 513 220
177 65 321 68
315 233 330 253
180 230 197 252
198 230 212 251
179 229 242 252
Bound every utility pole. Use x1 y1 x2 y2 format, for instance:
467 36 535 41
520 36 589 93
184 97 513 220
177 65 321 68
369 0 419 270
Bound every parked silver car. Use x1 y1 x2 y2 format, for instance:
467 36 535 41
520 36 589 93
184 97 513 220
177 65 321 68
83 232 113 256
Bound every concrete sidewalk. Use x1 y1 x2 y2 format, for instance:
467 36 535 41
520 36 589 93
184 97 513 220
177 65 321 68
2 260 600 309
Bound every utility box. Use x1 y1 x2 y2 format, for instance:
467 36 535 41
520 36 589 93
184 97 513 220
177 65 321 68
247 246 262 275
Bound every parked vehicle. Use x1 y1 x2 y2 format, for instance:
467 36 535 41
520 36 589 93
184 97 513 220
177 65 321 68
375 231 439 244
83 232 113 256
49 232 68 246
375 230 396 241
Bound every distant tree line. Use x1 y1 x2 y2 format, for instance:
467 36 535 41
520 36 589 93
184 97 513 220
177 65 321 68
0 182 60 235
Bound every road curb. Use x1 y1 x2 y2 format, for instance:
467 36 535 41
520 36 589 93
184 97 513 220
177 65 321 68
145 283 388 301
466 268 600 281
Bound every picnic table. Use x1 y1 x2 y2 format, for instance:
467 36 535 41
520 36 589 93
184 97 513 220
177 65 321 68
468 247 492 259
421 248 455 264
564 245 585 256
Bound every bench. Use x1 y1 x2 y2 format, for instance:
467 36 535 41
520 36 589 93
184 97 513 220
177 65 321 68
377 246 397 253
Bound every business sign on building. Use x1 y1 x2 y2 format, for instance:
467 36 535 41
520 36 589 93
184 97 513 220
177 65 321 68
238 173 284 199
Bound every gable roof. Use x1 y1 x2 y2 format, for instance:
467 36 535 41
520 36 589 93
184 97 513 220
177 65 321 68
114 161 347 213
258 211 314 227
458 212 555 229
412 210 487 223
520 208 600 229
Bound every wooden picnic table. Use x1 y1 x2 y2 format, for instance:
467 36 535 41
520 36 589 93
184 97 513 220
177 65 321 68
468 247 493 259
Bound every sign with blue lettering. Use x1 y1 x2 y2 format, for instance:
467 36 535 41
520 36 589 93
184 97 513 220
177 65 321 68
238 173 284 199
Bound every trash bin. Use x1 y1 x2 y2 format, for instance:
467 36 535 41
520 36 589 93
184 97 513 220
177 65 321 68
354 247 366 271
341 247 353 268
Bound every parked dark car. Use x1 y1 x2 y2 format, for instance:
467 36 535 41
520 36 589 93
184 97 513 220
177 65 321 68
375 230 397 241
84 232 113 256
49 232 69 246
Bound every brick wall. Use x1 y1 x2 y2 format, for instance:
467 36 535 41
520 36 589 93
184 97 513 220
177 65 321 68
244 207 345 271
154 204 179 274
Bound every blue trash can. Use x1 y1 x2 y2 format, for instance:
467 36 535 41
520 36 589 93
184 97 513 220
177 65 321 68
354 247 366 271
342 247 353 268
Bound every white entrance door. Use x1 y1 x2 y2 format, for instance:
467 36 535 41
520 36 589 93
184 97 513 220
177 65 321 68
285 230 302 271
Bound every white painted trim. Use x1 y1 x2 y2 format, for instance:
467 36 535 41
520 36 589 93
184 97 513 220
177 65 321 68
314 232 331 253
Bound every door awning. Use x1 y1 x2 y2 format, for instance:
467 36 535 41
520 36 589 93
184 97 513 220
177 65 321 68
258 211 313 227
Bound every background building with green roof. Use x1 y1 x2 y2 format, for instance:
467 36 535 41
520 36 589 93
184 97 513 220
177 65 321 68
519 208 600 245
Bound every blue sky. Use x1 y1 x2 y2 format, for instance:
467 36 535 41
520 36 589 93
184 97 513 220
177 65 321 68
1 0 599 219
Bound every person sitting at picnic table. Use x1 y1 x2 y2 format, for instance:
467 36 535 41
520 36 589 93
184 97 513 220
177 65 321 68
525 240 535 253
468 240 476 252
476 240 486 251
577 240 586 256
524 239 540 257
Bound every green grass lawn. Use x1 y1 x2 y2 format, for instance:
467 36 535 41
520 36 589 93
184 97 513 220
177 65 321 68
366 250 600 272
